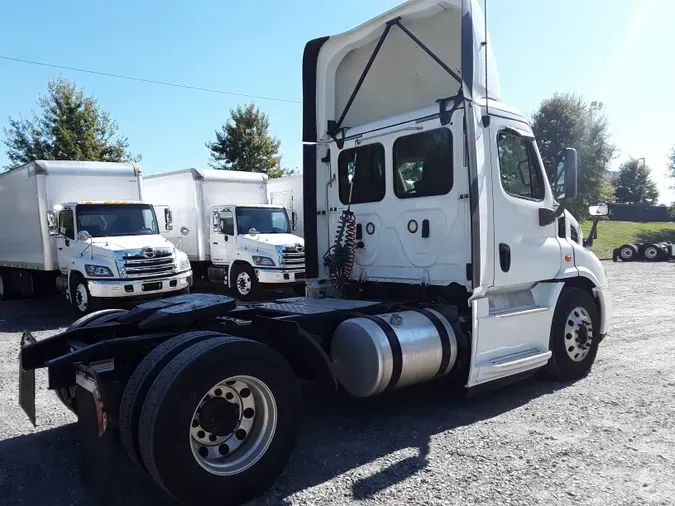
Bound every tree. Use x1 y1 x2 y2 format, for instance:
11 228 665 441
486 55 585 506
614 157 659 204
3 78 138 169
668 147 675 189
206 103 293 178
531 93 616 218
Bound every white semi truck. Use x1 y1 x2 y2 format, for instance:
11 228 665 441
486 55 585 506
144 168 305 300
0 161 192 314
18 1 610 505
267 173 304 237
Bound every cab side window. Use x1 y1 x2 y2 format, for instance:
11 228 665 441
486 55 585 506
59 209 74 239
393 128 453 198
497 129 545 201
338 143 385 205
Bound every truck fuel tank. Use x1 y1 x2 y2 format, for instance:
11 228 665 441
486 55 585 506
330 309 458 397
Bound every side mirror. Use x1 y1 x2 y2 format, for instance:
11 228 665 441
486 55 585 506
291 210 298 231
589 202 609 217
77 230 92 242
164 208 173 231
47 211 59 236
553 147 578 201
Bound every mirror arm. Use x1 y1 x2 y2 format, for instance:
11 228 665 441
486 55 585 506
583 217 601 248
539 202 567 227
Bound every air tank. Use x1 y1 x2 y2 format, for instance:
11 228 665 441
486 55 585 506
330 309 458 397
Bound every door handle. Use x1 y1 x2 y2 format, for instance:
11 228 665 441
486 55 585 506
213 242 218 245
58 247 63 251
421 219 430 238
499 243 511 272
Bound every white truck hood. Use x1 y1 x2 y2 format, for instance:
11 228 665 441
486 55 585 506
239 233 304 253
84 235 176 257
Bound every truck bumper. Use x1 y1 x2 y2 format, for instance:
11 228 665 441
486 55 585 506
87 270 192 298
255 268 305 284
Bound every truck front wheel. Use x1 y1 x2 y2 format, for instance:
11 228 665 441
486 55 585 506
138 335 299 505
70 273 100 315
545 287 600 381
231 264 259 301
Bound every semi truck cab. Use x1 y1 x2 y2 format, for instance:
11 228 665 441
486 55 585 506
48 201 192 314
209 204 305 299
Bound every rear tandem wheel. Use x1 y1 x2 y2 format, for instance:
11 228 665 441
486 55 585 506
137 335 300 505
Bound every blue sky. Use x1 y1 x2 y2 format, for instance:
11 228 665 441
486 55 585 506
1 0 673 203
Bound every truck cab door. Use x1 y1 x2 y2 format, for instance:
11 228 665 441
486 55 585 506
487 120 561 286
56 208 76 274
210 207 234 265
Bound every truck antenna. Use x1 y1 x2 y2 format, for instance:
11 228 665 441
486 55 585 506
481 0 490 127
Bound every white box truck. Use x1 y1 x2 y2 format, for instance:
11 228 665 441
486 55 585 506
18 2 611 505
267 174 304 237
0 161 192 314
144 168 305 300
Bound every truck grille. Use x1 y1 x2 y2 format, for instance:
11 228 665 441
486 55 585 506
115 248 176 279
279 245 305 269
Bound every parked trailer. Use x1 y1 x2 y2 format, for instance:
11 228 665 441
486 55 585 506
267 173 304 237
0 161 192 314
17 1 610 505
144 168 305 300
613 242 675 262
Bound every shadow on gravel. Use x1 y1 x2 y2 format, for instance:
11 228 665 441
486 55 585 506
0 377 571 506
0 297 74 333
0 423 174 506
265 376 572 504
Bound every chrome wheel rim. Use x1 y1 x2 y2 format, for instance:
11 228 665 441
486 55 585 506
236 272 252 295
620 247 634 259
189 375 277 476
75 284 89 312
564 306 593 362
644 247 658 259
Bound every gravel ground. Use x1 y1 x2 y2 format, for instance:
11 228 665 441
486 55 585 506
1 261 674 506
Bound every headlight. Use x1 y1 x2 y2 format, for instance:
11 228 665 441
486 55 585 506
252 255 275 266
177 252 191 271
85 264 114 277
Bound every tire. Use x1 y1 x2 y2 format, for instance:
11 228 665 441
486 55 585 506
56 308 128 414
70 273 101 316
545 287 600 381
231 264 259 301
119 330 225 472
138 335 299 505
642 243 661 262
618 244 638 262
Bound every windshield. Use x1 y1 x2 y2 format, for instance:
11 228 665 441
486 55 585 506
235 207 290 235
76 204 159 237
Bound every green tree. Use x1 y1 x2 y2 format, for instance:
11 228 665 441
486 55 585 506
3 78 138 169
206 103 293 178
668 147 675 189
531 93 616 217
614 157 659 204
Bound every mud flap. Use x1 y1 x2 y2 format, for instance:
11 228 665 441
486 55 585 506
18 332 37 426
74 364 117 500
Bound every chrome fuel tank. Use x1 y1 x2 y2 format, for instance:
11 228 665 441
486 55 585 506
330 309 458 397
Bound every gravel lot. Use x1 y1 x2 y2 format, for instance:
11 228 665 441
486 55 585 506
1 261 674 506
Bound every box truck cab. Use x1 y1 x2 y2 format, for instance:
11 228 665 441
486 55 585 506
144 169 305 300
0 161 192 315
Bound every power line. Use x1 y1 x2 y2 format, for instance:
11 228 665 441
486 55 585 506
0 55 302 104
